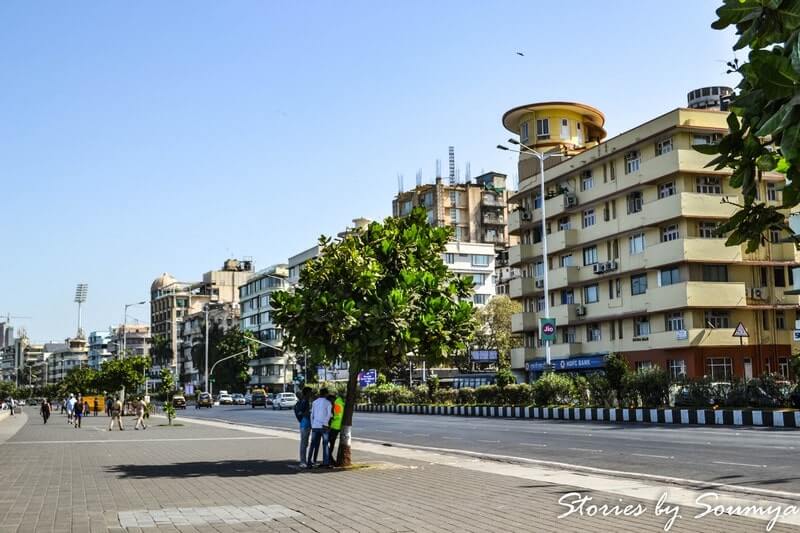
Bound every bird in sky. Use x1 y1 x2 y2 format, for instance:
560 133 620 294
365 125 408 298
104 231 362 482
516 51 525 56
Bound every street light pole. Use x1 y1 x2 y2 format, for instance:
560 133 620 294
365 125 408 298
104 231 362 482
204 304 210 394
498 140 566 370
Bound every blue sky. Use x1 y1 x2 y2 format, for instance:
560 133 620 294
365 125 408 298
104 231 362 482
1 1 737 342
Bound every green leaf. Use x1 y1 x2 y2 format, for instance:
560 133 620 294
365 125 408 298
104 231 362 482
750 50 800 99
755 101 797 136
781 121 800 160
712 0 762 29
693 143 721 155
756 153 778 171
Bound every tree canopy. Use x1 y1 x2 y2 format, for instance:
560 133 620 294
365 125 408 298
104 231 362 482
699 0 800 251
475 295 522 369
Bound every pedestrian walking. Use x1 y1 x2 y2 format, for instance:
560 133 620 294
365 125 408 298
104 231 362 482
60 399 65 415
294 387 312 467
7 397 14 416
74 398 84 429
307 388 332 468
134 398 147 430
66 394 76 424
328 392 345 465
93 398 99 417
40 399 51 424
108 397 124 431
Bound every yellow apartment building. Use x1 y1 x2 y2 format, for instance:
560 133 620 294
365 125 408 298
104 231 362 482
504 101 799 382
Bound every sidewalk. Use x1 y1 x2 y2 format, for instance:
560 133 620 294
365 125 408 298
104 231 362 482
0 411 797 532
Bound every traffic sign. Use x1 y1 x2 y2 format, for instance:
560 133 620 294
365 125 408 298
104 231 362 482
540 318 557 342
732 322 749 337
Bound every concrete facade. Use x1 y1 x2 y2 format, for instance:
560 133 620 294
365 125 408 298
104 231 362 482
505 104 799 381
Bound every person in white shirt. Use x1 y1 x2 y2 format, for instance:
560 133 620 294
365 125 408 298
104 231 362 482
307 388 332 468
66 394 76 424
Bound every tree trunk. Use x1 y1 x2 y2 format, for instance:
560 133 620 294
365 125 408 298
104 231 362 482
336 367 360 467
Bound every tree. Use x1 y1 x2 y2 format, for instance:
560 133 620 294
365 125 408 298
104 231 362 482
150 335 172 368
59 366 99 397
97 356 149 396
272 208 477 466
698 0 800 251
159 368 176 425
604 353 630 408
476 295 522 369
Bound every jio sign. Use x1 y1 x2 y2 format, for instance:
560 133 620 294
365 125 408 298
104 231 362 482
540 318 557 342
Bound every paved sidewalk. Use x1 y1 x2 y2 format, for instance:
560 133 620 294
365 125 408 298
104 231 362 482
0 411 797 532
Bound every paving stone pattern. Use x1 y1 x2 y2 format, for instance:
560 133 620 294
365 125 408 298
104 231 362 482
0 411 796 532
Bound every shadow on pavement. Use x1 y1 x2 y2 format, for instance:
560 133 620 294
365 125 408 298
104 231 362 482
106 460 338 479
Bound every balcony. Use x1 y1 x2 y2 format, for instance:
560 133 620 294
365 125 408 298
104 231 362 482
548 266 580 290
509 277 539 299
483 213 505 225
482 195 506 208
511 312 538 333
532 229 578 255
509 244 537 267
519 343 585 360
621 328 750 351
529 194 570 224
630 238 742 271
511 347 534 370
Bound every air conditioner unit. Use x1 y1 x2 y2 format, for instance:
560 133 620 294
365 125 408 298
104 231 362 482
605 260 618 271
751 287 766 300
575 306 587 317
521 211 533 221
592 263 606 274
564 193 578 208
535 279 544 289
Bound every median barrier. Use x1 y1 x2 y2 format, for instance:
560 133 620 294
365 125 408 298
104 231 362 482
355 403 800 428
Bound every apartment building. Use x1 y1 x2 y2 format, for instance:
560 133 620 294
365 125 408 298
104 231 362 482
88 330 113 370
178 304 237 390
46 337 87 384
393 173 519 296
505 99 799 382
239 265 293 391
445 242 497 306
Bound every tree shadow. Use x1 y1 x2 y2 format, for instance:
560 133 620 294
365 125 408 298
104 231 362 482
106 460 339 479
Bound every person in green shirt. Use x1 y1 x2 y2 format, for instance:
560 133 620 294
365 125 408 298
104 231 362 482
328 392 345 466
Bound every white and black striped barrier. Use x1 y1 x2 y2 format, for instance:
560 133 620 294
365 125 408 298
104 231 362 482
356 403 800 428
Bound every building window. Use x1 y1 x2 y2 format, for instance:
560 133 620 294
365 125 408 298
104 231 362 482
660 267 681 286
629 233 646 255
633 316 651 337
584 284 599 304
585 323 601 342
696 176 722 194
471 273 488 286
635 361 653 372
775 267 786 287
770 228 781 243
560 289 575 304
444 253 455 264
693 133 723 145
533 194 543 209
558 216 571 230
535 296 545 312
698 221 718 239
705 357 733 380
631 273 648 295
665 312 684 331
563 327 577 344
704 310 730 329
777 310 786 329
767 183 778 202
779 357 789 378
655 137 673 156
559 254 574 267
536 118 550 139
627 191 643 214
624 150 640 174
581 171 594 191
471 255 491 267
702 264 728 282
534 261 544 278
658 182 676 199
521 122 529 142
661 224 680 242
473 294 488 305
583 246 598 266
582 209 595 228
609 160 616 181
668 359 687 379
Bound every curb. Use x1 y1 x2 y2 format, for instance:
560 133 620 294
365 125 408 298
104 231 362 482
356 404 800 428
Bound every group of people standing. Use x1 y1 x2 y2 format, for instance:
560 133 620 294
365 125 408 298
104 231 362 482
36 394 149 431
295 387 345 468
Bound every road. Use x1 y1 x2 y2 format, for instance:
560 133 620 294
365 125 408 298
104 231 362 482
181 405 800 493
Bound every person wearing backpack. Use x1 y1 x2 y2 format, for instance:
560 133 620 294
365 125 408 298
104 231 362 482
294 387 312 467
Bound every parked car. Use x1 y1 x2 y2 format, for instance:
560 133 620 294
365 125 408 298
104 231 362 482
219 393 234 405
232 393 246 405
251 389 268 408
196 392 213 408
172 395 187 409
272 392 298 410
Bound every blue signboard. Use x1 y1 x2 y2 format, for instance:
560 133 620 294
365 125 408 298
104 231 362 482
526 355 606 372
358 369 378 388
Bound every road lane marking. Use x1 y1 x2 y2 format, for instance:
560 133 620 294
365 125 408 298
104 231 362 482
477 439 500 444
567 447 602 453
411 433 430 437
6 436 278 445
713 461 767 468
372 430 394 433
631 453 674 460
519 443 547 447
441 436 463 440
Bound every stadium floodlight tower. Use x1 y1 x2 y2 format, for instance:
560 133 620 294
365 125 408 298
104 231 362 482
74 283 88 338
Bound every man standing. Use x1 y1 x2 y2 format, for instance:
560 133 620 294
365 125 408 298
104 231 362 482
73 397 84 429
66 394 76 424
40 399 51 424
307 388 332 468
108 397 124 431
134 397 147 430
294 387 312 467
328 392 345 466
93 398 99 416
7 397 14 416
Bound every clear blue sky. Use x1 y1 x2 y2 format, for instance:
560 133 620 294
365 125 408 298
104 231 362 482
1 1 737 342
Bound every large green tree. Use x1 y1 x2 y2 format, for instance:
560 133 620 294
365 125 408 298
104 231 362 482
699 0 800 251
59 366 99 396
475 295 523 369
97 356 149 396
271 207 476 466
192 325 258 393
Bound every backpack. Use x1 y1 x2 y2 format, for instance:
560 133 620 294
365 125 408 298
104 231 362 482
294 399 307 422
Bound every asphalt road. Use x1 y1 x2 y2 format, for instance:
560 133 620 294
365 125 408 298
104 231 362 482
180 405 800 493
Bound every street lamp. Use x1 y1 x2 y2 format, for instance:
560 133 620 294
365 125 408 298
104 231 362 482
122 300 148 359
249 337 292 392
208 348 250 397
202 302 228 394
497 140 566 370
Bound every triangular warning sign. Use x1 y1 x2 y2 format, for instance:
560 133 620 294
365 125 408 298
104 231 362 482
732 322 749 337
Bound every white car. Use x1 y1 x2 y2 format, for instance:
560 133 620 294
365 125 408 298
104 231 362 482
219 393 234 405
272 392 298 410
